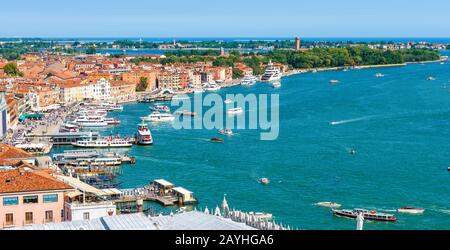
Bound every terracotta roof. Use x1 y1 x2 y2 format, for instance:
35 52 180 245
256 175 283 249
0 144 33 166
0 169 74 194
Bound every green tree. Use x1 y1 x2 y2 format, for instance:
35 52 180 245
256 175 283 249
232 68 244 79
86 47 96 54
3 63 23 76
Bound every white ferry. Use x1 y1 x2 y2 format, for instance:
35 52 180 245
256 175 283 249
227 107 243 115
135 123 153 145
333 208 397 222
241 75 258 86
141 112 175 122
75 116 108 128
98 103 124 111
261 60 282 82
72 138 134 148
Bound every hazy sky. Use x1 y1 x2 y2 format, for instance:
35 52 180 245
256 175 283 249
1 0 449 37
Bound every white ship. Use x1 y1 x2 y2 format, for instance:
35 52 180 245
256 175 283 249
135 123 153 145
74 116 108 128
72 138 134 148
150 104 171 113
141 112 175 122
261 60 282 82
241 75 258 86
204 82 221 91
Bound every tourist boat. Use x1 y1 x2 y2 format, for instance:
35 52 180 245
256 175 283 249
375 73 385 77
135 123 153 145
241 75 258 86
98 102 124 111
72 138 134 148
316 202 342 209
259 178 270 185
204 83 221 92
261 60 282 82
76 109 108 117
329 80 340 84
150 104 171 113
272 81 281 88
332 209 397 222
175 111 196 117
227 107 243 115
398 207 425 214
219 128 233 136
210 138 224 143
67 157 122 167
141 112 175 122
74 116 108 128
60 123 80 133
224 99 233 104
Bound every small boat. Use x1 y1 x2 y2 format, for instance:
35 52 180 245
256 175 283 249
349 149 357 155
316 202 342 209
204 83 221 92
427 77 436 81
224 99 233 104
333 209 397 222
219 128 233 136
210 138 224 143
150 104 170 113
175 111 196 117
329 80 340 84
259 178 270 185
227 107 243 115
272 81 281 88
141 112 175 122
375 73 385 77
398 207 425 214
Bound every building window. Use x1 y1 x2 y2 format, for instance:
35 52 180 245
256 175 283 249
25 212 33 224
23 195 38 204
83 212 90 220
43 194 58 203
3 196 19 206
45 211 54 223
5 213 14 226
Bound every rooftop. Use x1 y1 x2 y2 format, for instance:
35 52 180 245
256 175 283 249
0 169 73 194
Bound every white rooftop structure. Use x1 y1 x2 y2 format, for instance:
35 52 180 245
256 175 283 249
8 211 256 230
154 179 174 187
172 187 193 195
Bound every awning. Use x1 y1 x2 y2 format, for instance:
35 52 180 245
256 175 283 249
66 190 83 198
55 175 107 196
101 188 122 196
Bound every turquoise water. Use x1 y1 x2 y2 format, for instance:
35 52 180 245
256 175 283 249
57 53 450 229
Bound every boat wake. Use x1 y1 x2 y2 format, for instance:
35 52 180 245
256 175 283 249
330 115 381 126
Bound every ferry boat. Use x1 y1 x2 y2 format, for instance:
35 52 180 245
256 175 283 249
219 128 233 136
261 60 282 82
150 104 171 113
67 157 122 167
332 209 397 222
316 202 342 209
398 207 425 214
135 123 153 145
60 123 80 133
141 112 175 122
98 103 124 112
241 75 258 86
75 116 108 128
272 81 281 88
227 107 243 115
72 138 134 148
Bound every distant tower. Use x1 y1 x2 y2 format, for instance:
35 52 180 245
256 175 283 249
221 194 229 213
295 36 301 51
220 47 225 56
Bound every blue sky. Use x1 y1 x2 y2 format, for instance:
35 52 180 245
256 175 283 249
1 0 449 37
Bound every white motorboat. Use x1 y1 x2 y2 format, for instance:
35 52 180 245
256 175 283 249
224 99 233 104
72 138 134 148
398 207 425 214
261 60 282 82
259 178 270 185
329 80 340 84
204 83 221 92
272 81 281 88
427 77 436 81
141 112 175 122
135 123 153 145
219 128 233 136
241 75 258 85
375 73 385 77
227 107 243 115
150 104 171 113
316 202 342 209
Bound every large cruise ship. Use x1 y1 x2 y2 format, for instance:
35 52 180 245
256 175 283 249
261 60 282 82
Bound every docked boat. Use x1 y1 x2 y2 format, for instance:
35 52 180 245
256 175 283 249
204 83 221 92
104 117 121 125
67 157 122 167
332 209 397 222
210 138 224 143
141 112 175 122
60 123 80 133
261 60 282 82
398 207 425 214
241 75 258 86
272 81 281 88
75 116 108 128
316 202 342 209
219 128 233 136
72 138 134 148
150 104 171 113
98 103 124 111
227 107 243 115
135 123 153 145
